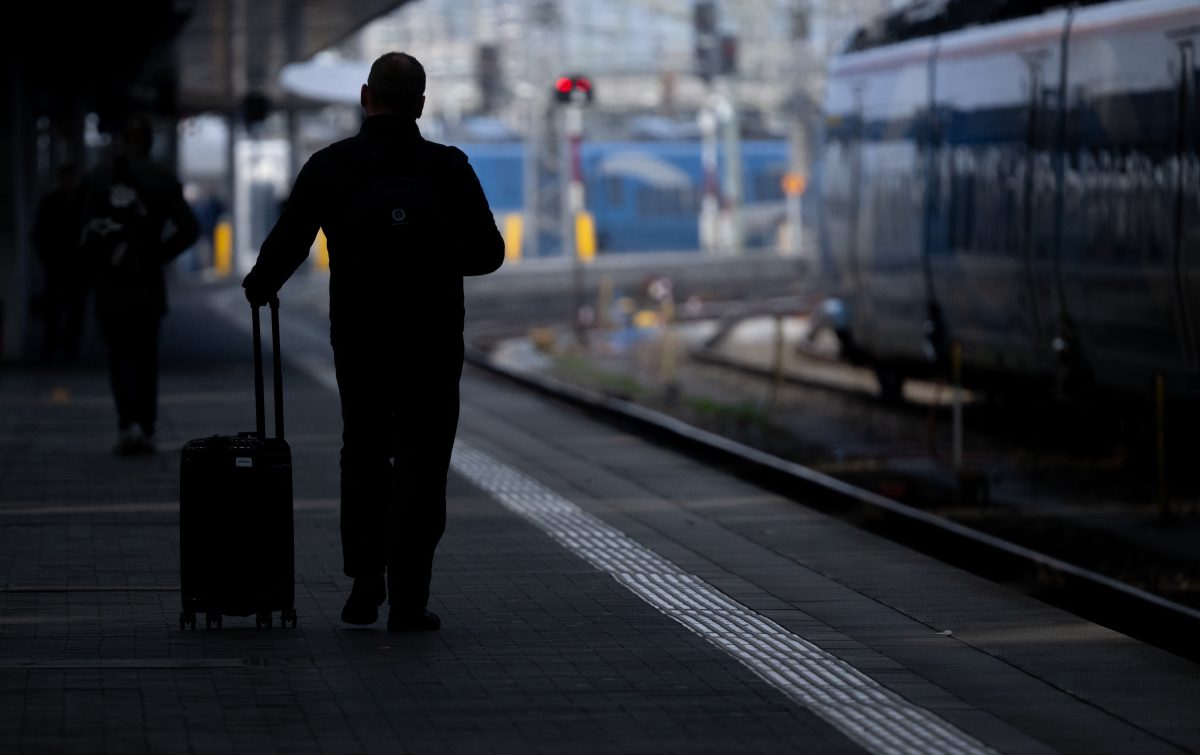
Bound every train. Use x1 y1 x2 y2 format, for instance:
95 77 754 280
459 139 793 253
816 0 1200 401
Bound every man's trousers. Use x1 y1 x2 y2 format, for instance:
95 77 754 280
334 336 463 611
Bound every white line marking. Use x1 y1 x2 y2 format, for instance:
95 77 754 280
450 440 996 755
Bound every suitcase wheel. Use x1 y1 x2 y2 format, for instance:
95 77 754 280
180 611 196 631
255 611 273 630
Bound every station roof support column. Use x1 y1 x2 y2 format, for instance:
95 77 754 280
0 58 35 361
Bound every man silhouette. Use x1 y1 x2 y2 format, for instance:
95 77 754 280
242 52 505 631
81 116 200 455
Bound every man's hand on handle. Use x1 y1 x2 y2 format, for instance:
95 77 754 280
242 270 276 307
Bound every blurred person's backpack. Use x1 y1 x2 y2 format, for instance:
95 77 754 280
81 156 160 313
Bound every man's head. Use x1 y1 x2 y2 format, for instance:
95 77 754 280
362 52 426 119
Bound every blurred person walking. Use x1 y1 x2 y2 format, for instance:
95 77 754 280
33 161 88 362
80 115 199 455
242 52 505 631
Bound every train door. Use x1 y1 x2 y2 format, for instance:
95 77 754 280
929 11 1069 381
1059 0 1200 394
817 66 869 350
833 39 937 367
846 86 872 350
1028 13 1073 389
1017 49 1054 377
1172 35 1200 393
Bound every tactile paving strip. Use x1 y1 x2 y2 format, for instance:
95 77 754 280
452 439 995 755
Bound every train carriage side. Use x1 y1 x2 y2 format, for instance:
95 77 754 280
1058 0 1200 396
581 140 789 253
821 37 937 372
927 8 1071 382
819 0 1200 399
583 141 703 252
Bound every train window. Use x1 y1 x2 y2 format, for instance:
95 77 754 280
753 168 786 202
637 186 698 216
607 176 624 206
948 173 974 254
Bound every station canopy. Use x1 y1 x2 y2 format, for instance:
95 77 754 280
12 0 411 118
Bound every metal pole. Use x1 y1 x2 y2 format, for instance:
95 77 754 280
223 0 240 276
797 194 804 256
771 312 786 408
563 104 587 345
286 108 302 183
785 119 807 257
3 60 33 360
1156 373 1169 522
660 295 678 399
522 98 539 260
225 112 239 276
784 177 803 257
952 342 963 471
598 275 614 331
699 105 719 254
787 0 812 259
718 79 743 256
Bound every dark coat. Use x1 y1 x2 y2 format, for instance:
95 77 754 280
80 154 199 317
244 115 505 347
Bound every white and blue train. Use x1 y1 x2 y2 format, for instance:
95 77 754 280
817 0 1199 400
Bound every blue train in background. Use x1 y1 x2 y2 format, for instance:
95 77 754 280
458 140 793 254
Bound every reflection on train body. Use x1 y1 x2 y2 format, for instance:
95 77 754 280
819 0 1200 398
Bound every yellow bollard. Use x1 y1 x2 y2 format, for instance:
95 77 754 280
503 213 523 264
313 228 330 271
633 310 660 329
213 221 233 277
575 210 596 263
530 327 556 354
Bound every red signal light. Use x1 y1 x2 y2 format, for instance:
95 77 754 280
553 74 594 104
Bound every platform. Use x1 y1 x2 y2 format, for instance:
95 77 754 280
0 284 1196 753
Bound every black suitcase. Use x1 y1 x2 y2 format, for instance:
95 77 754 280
179 298 296 630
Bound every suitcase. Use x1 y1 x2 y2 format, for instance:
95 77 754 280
179 298 296 630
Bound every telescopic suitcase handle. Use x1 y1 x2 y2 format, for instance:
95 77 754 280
251 297 285 441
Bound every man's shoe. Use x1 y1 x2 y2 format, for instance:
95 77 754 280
341 575 386 625
387 609 441 632
136 432 157 455
114 424 146 456
340 594 379 625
